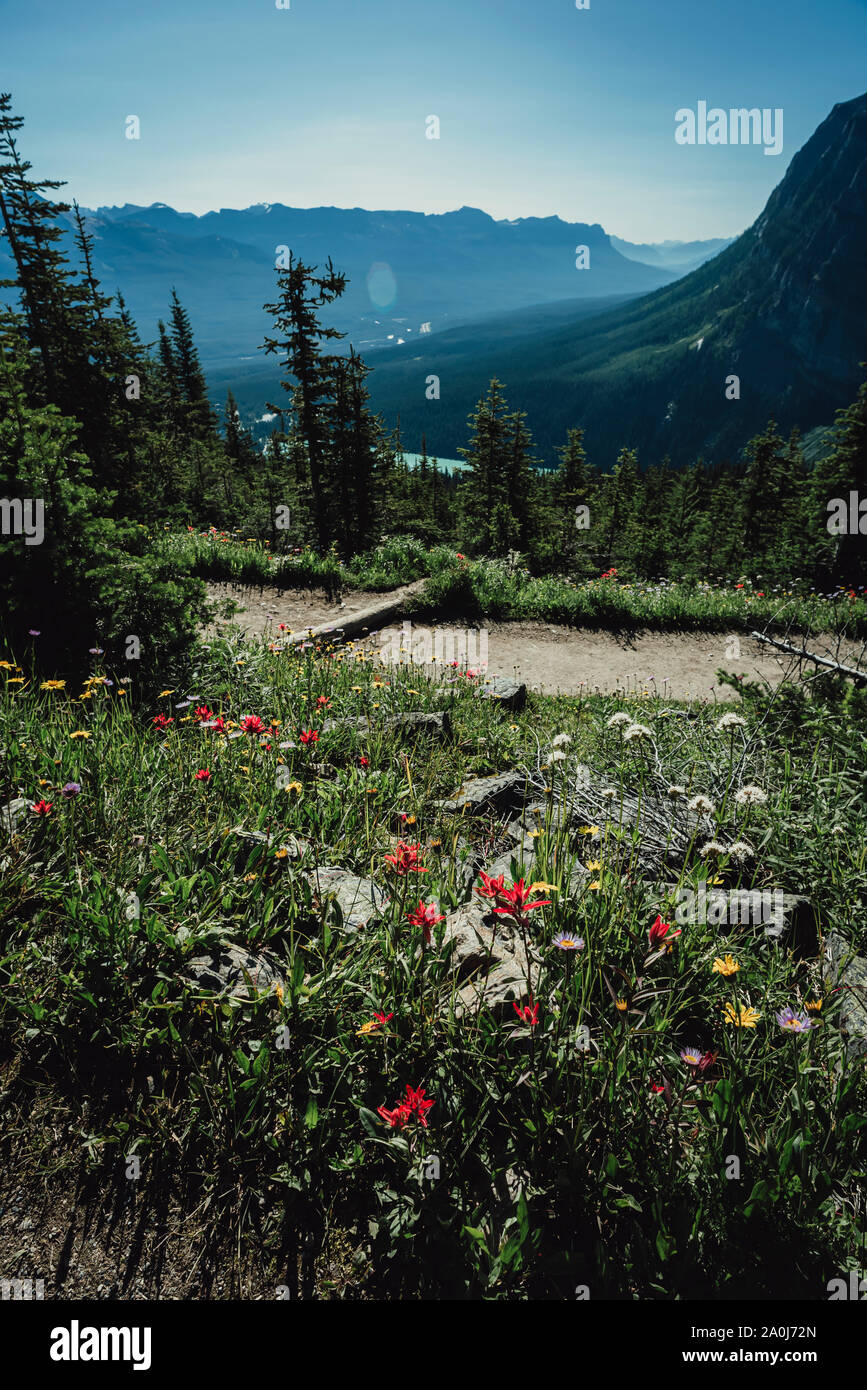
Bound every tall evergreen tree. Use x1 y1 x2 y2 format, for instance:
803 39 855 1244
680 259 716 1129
262 253 346 549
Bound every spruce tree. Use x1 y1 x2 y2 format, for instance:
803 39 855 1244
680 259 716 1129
262 253 346 549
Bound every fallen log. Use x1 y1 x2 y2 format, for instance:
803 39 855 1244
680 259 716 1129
750 631 867 685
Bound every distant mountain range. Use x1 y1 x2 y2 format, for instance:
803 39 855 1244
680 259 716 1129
0 199 729 370
355 92 867 467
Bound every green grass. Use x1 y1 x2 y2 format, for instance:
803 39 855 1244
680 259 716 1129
157 529 867 638
0 631 865 1298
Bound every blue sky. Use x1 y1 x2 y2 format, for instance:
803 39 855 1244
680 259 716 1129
5 0 867 241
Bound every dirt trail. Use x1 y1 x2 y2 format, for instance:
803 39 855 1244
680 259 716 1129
205 583 842 702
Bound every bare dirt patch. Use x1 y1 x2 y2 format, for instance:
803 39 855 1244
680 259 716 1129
206 583 823 701
205 580 424 640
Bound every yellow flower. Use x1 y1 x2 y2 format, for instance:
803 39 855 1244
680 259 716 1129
712 954 740 977
78 691 92 700
274 848 289 860
804 998 823 1014
7 677 25 685
406 689 419 695
243 872 258 883
722 1003 761 1028
38 778 50 786
117 688 128 696
615 998 628 1012
588 880 601 891
0 660 12 670
70 730 91 740
529 881 559 893
159 690 175 698
577 825 599 835
40 680 66 691
273 983 284 1005
586 859 603 871
284 781 303 795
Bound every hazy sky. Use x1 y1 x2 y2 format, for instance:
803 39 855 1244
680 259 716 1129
5 0 867 242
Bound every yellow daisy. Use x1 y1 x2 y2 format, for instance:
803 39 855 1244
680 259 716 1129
722 1003 761 1028
712 954 740 977
70 731 91 740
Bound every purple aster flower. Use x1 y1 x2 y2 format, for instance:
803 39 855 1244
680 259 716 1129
680 1046 703 1066
776 1006 815 1035
89 647 104 655
552 930 584 952
28 629 40 637
61 782 82 799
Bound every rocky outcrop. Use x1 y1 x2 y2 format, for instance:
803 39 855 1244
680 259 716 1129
823 931 867 1059
304 867 390 930
440 900 540 1020
182 944 283 1000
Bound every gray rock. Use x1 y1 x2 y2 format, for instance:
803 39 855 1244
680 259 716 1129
761 893 818 955
230 827 310 865
182 944 283 999
823 931 867 1058
321 711 450 738
440 900 540 1020
479 677 526 711
1 798 28 836
438 770 531 817
320 715 373 736
386 711 450 737
304 867 390 929
566 781 700 873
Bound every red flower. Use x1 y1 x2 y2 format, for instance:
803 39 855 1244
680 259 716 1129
475 870 507 902
241 715 265 735
152 714 173 729
315 695 330 707
377 1103 412 1129
378 1084 434 1129
406 899 446 944
385 840 427 875
299 728 319 745
194 768 211 782
648 914 681 947
403 1084 434 1126
650 1083 666 1094
697 1049 718 1074
194 705 213 723
31 799 52 816
358 756 369 767
492 879 551 918
513 998 540 1027
205 716 225 734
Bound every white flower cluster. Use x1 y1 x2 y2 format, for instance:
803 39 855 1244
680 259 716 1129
735 785 768 806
